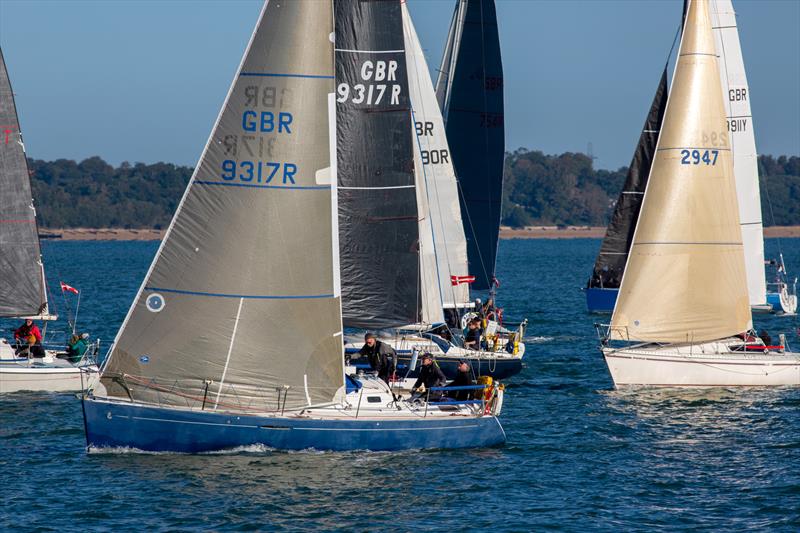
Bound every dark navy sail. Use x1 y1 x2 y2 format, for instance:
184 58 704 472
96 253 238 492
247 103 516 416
435 0 504 290
589 68 668 291
0 48 48 317
335 0 421 328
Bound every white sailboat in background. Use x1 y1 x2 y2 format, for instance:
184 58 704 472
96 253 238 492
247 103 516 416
600 0 800 388
0 47 98 393
710 0 797 316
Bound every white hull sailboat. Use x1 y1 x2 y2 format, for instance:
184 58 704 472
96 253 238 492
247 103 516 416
604 339 800 387
599 0 799 388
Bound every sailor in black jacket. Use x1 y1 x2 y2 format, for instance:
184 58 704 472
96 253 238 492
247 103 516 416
357 332 396 383
412 353 447 399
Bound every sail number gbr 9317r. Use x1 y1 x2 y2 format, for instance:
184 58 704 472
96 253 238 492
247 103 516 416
680 149 719 166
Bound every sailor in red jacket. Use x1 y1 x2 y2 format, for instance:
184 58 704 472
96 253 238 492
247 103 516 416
14 318 44 357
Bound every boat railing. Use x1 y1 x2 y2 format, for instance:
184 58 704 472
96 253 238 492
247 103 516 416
423 384 497 418
594 323 631 345
107 373 312 415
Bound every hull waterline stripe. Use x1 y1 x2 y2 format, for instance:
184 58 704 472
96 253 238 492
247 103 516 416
144 287 334 300
239 72 334 79
194 181 331 190
117 414 483 432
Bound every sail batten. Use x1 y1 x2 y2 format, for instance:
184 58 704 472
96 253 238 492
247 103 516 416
99 1 345 410
610 0 751 344
0 48 49 318
590 67 668 291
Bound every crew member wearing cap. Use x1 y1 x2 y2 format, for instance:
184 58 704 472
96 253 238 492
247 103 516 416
66 332 90 363
411 353 447 400
446 360 474 401
356 332 396 383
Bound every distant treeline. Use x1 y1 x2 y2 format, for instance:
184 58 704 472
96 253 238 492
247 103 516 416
503 150 800 228
28 152 800 229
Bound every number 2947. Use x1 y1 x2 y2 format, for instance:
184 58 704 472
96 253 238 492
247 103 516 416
680 149 719 165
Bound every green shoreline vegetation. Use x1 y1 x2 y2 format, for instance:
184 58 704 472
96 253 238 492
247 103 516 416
28 152 799 230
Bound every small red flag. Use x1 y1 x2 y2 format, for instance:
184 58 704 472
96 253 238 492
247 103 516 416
450 275 476 286
60 281 79 294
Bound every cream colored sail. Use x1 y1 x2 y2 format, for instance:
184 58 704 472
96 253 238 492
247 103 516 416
610 0 752 343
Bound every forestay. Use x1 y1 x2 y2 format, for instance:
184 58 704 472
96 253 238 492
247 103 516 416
710 0 766 307
0 48 48 318
99 1 345 410
590 68 668 291
401 4 470 312
611 0 751 343
335 0 422 329
435 0 505 291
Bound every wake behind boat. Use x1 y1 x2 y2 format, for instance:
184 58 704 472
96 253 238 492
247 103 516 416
82 0 506 453
597 0 800 388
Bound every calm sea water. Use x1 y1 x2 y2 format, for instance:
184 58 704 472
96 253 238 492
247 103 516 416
2 238 799 531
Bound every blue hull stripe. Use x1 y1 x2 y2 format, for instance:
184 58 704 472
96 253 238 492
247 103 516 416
145 287 334 300
83 398 505 453
194 181 331 190
239 72 334 79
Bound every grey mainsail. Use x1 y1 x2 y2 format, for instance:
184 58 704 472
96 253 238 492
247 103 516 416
589 68 668 290
335 0 421 329
435 0 505 291
0 48 48 318
99 1 344 410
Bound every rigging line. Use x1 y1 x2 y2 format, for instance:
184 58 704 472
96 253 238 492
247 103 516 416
214 297 244 410
761 164 784 258
478 0 498 285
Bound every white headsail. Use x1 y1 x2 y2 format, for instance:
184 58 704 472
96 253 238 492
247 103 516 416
710 0 767 307
611 0 752 343
402 4 470 311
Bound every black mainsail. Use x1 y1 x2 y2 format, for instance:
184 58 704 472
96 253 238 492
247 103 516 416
435 0 504 291
0 48 48 318
335 0 421 328
589 68 668 290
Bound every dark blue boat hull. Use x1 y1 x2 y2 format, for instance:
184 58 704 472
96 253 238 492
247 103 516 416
82 397 506 453
585 287 618 313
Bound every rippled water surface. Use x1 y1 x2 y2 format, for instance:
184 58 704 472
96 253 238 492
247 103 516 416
2 239 799 531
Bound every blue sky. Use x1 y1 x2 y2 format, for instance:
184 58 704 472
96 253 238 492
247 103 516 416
0 0 797 170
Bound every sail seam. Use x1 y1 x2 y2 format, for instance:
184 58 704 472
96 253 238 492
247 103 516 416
657 147 731 151
634 241 743 246
144 287 334 299
194 181 330 190
239 72 334 79
334 48 404 54
338 185 414 190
